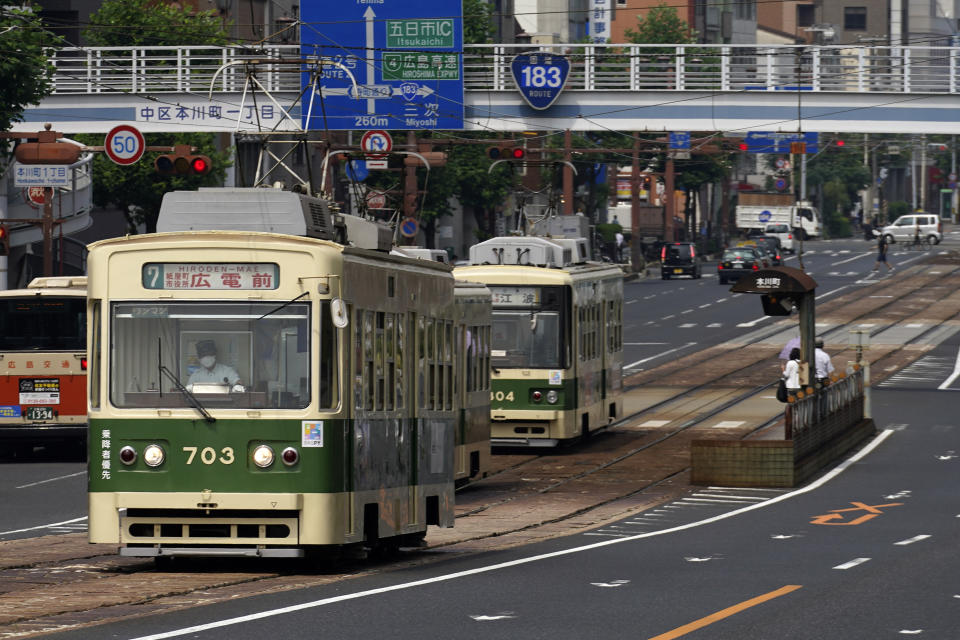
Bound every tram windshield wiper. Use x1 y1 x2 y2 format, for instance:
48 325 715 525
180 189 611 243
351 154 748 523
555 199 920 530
158 364 216 424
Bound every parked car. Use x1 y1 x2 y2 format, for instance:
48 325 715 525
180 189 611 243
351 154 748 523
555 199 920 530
879 213 942 245
660 242 703 279
764 223 795 253
718 246 766 285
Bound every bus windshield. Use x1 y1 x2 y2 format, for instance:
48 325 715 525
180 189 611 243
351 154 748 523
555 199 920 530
0 297 86 351
491 310 561 369
110 301 322 410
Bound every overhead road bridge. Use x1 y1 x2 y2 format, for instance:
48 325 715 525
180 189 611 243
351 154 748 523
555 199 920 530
13 43 960 134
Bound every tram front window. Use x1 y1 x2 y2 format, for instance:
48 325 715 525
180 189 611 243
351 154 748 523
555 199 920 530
491 311 561 369
110 302 319 410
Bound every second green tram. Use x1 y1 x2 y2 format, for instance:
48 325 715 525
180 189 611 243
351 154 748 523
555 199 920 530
454 236 624 447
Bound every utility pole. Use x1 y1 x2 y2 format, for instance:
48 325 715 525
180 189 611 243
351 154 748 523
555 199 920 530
563 129 573 214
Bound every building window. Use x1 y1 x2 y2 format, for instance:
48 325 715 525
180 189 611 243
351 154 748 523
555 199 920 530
844 7 867 30
797 4 815 28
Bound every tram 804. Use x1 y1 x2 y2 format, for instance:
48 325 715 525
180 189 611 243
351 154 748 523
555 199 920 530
87 188 458 558
454 236 624 447
0 276 87 458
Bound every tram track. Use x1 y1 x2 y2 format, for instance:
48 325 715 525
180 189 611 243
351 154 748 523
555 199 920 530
1 255 958 638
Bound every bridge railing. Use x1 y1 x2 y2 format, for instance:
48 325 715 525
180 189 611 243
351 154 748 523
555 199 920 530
48 44 960 95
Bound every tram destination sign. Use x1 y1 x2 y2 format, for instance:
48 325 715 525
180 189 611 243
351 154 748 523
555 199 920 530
300 0 464 130
490 286 541 307
142 263 279 290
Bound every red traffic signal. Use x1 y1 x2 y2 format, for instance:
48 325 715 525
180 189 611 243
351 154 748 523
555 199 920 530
0 226 8 257
154 152 212 176
487 146 526 161
835 139 845 147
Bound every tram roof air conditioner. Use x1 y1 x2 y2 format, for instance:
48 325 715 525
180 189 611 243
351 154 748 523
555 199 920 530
468 236 576 268
157 188 391 251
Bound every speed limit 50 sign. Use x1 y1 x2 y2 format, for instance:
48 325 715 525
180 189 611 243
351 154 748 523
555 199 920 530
104 125 146 166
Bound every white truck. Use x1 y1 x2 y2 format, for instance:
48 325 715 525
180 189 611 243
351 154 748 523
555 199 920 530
735 202 822 240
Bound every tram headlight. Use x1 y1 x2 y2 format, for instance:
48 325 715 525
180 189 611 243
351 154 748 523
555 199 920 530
119 445 137 465
253 444 275 468
546 390 559 404
143 444 165 467
281 447 299 466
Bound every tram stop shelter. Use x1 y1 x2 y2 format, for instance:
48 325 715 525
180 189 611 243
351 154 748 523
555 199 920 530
730 266 818 384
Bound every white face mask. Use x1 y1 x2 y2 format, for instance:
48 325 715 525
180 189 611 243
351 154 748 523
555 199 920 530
199 355 216 368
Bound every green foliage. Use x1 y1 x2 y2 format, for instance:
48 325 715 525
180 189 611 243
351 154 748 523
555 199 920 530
75 132 230 234
84 0 231 47
625 2 696 45
806 144 870 236
0 7 56 138
887 200 911 219
463 0 494 45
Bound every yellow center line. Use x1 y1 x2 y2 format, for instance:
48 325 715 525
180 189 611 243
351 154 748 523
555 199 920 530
647 585 803 640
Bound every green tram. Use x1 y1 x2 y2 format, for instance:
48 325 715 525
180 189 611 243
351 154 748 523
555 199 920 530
390 247 493 486
86 189 462 558
454 236 624 447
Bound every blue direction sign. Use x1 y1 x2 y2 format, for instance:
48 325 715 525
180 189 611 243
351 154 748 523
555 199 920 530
744 131 818 154
300 0 464 130
510 52 570 110
669 132 691 149
345 159 369 182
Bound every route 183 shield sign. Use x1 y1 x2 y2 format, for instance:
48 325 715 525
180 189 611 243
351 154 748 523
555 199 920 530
510 52 570 110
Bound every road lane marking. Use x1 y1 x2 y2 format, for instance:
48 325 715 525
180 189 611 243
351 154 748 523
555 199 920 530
15 470 86 489
711 421 745 429
640 420 671 427
894 535 930 546
123 431 894 640
646 585 802 640
834 558 871 570
937 345 960 390
624 343 697 369
0 516 88 537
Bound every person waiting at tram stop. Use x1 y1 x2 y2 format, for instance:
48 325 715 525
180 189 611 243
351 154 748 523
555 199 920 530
187 340 245 393
814 338 835 387
781 347 802 397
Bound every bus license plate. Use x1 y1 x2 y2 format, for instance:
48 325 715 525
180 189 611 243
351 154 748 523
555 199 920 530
26 406 54 421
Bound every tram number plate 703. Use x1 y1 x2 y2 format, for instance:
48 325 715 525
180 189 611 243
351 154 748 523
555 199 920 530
26 406 54 421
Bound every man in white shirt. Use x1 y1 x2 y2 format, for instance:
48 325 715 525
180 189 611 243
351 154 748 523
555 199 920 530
187 340 244 392
814 337 834 386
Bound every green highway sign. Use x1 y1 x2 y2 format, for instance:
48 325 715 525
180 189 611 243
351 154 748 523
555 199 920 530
386 19 455 48
382 53 460 81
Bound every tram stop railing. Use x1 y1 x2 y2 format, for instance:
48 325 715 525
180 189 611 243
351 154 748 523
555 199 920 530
785 366 865 460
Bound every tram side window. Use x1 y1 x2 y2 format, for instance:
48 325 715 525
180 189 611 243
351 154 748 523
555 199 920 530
90 301 101 409
444 320 453 411
110 302 312 410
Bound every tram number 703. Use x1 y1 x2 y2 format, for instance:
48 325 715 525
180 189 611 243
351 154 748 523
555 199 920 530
490 390 515 402
183 446 235 465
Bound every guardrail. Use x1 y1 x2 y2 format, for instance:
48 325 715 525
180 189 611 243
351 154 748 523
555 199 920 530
48 44 960 96
786 367 865 458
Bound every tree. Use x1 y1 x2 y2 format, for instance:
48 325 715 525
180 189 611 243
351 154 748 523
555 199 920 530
0 7 56 138
625 2 696 45
76 132 230 234
80 0 233 233
463 0 494 45
83 0 230 47
805 143 870 237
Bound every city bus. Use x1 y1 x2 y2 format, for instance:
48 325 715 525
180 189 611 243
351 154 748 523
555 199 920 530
0 276 87 459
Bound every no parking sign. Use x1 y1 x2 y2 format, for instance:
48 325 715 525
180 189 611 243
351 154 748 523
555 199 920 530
399 217 419 238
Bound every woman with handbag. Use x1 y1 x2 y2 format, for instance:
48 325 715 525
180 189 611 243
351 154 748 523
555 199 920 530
781 347 802 399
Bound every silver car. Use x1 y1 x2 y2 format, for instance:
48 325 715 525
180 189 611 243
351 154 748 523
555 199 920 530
879 214 942 245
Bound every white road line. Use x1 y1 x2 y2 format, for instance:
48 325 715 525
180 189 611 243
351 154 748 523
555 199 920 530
124 430 896 640
831 252 875 266
834 558 871 570
737 316 771 328
937 346 960 390
624 342 697 369
15 470 85 489
893 535 931 546
0 516 88 537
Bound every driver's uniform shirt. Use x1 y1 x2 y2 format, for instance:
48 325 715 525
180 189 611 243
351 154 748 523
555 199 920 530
188 363 241 387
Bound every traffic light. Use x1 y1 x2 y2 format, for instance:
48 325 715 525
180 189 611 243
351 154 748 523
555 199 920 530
154 144 211 176
487 146 526 161
835 139 845 147
0 226 8 257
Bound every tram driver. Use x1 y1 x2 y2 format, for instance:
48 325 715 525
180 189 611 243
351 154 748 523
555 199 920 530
187 340 245 393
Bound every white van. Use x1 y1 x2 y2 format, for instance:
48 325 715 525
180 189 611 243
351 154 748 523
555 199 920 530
879 213 942 245
764 223 795 253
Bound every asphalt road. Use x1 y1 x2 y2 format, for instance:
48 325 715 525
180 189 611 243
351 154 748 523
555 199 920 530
40 346 959 640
